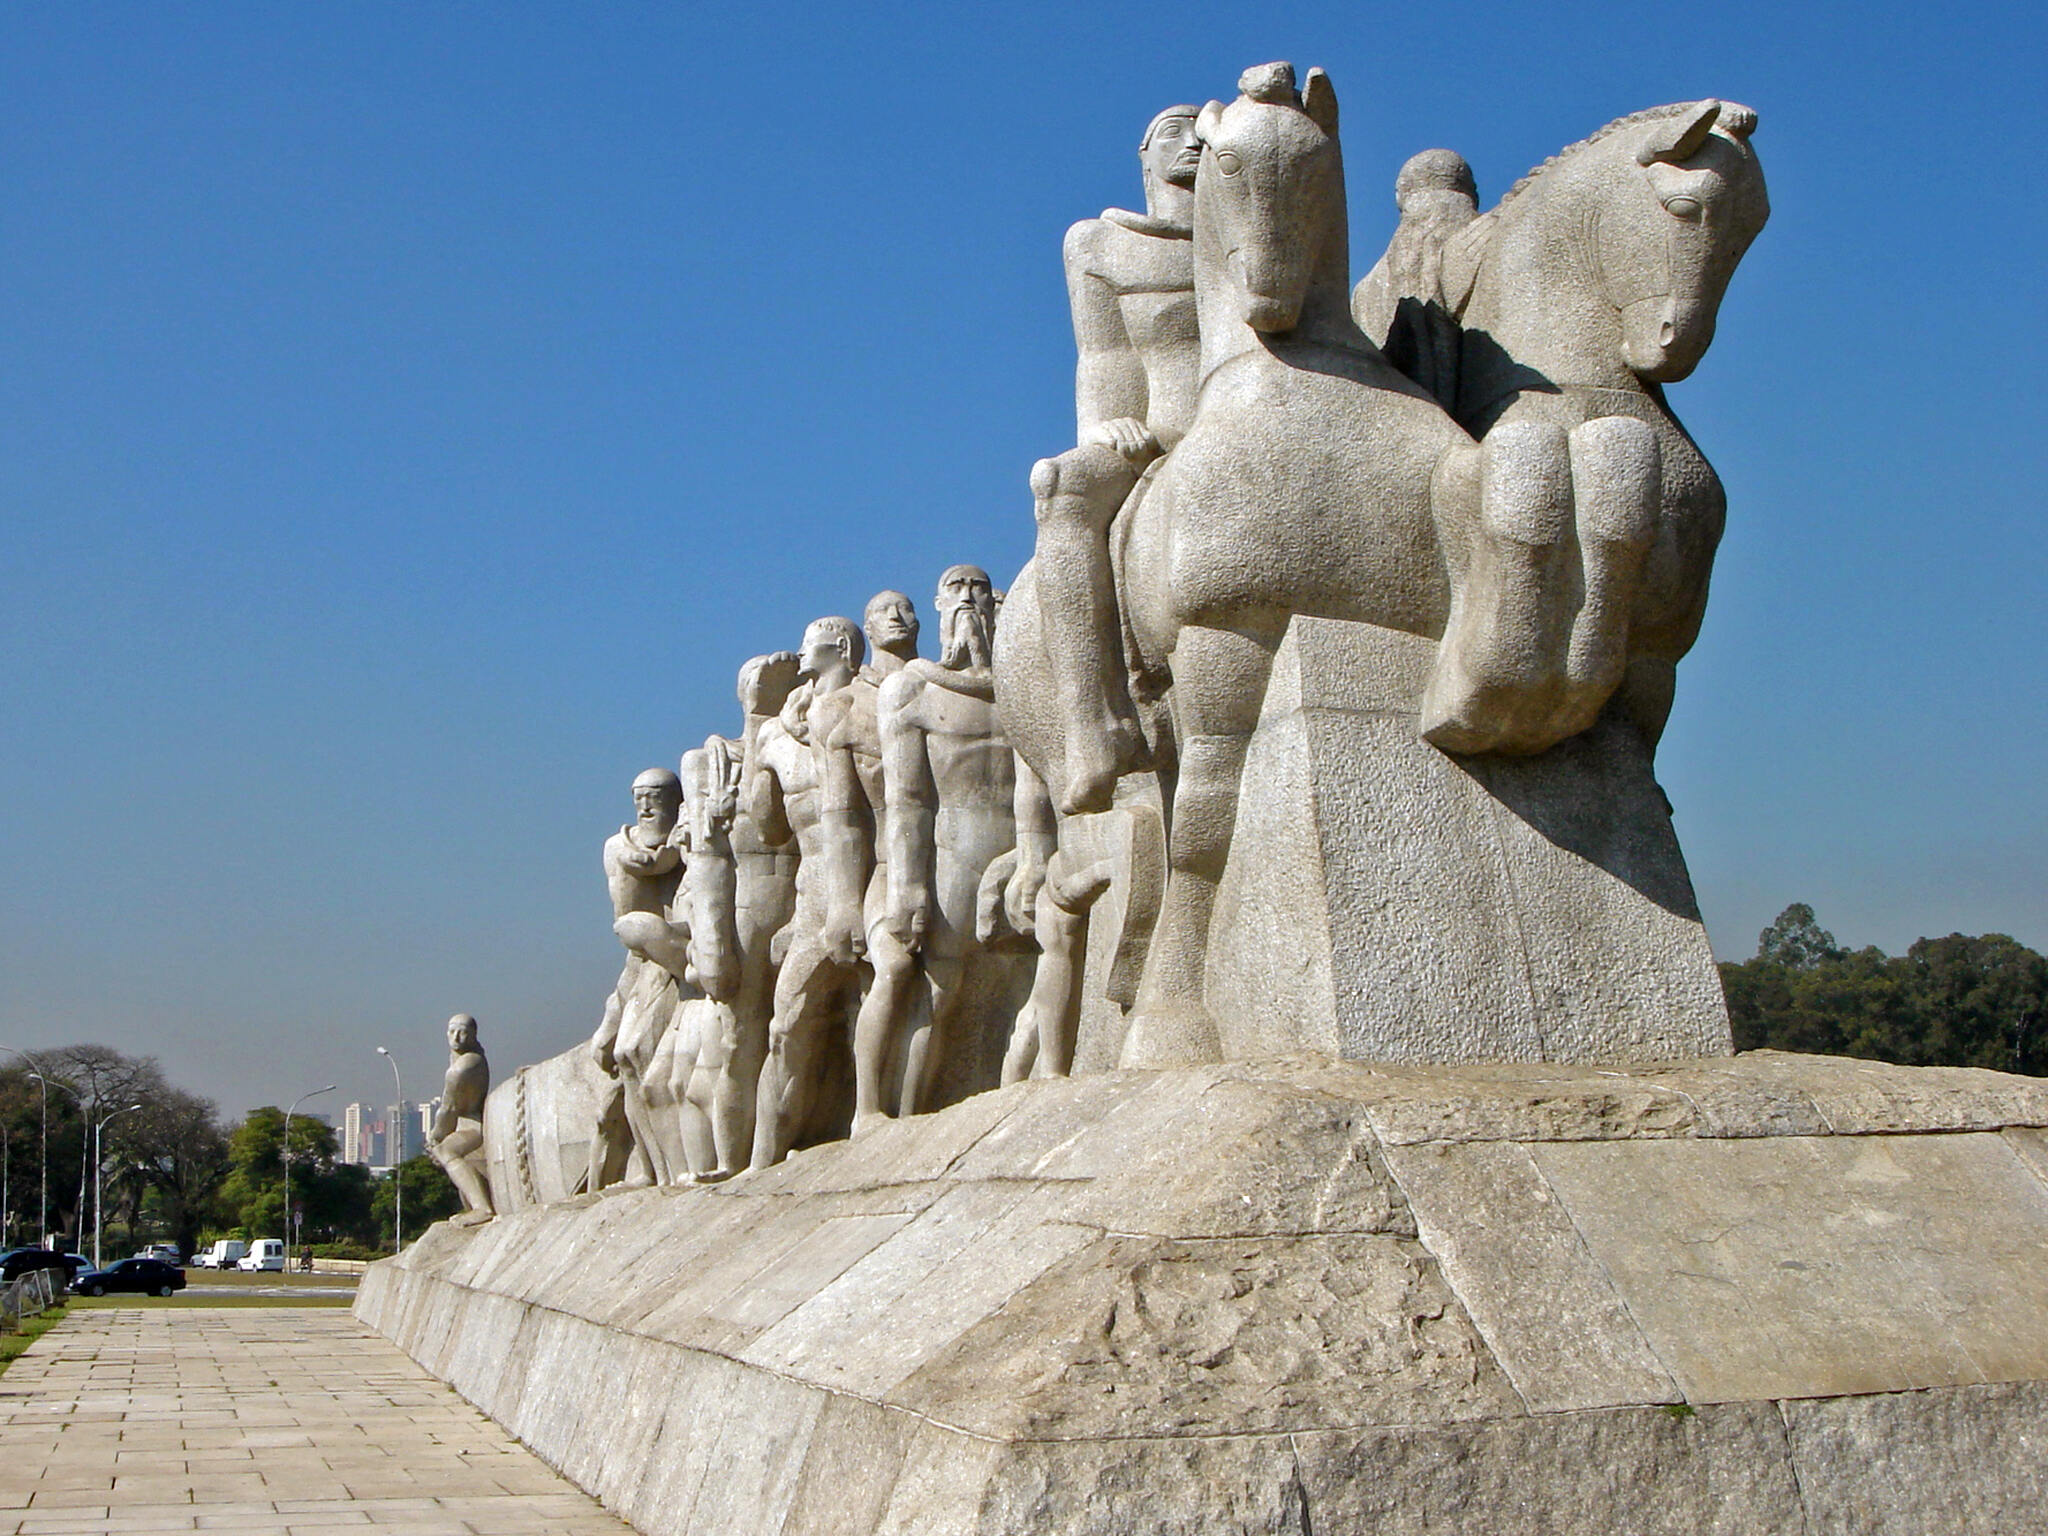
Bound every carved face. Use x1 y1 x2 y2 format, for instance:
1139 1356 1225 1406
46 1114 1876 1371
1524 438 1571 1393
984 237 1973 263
1194 73 1343 334
863 591 919 657
935 565 995 670
630 773 682 834
447 1015 478 1053
1143 112 1202 191
1605 116 1769 382
797 618 860 681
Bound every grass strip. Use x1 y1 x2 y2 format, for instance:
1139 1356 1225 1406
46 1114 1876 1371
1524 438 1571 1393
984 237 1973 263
0 1304 69 1376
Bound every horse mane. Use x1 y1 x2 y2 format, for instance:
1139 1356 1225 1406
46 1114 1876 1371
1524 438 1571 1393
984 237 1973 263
1497 101 1749 211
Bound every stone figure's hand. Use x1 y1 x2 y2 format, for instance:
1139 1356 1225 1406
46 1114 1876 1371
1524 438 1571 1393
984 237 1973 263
1083 416 1158 463
885 899 929 953
742 652 802 716
824 905 867 965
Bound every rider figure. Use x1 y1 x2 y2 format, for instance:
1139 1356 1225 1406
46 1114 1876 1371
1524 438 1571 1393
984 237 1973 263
1029 103 1203 814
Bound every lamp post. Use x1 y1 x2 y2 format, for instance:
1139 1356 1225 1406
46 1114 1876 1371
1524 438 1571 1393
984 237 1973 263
283 1085 336 1280
13 1058 49 1247
32 1073 85 1252
92 1104 143 1270
375 1047 404 1254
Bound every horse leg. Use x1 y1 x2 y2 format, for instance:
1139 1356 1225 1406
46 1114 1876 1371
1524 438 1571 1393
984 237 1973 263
1556 416 1659 738
1421 421 1575 754
1120 624 1275 1067
1030 445 1151 814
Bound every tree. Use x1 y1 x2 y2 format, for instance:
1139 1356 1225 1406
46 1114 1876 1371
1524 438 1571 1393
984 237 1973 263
1756 903 1841 970
222 1106 342 1240
371 1156 461 1248
110 1088 232 1256
1722 907 2048 1075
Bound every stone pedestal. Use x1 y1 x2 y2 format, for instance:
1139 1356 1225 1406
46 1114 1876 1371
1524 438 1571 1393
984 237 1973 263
361 1051 2048 1535
1207 617 1730 1063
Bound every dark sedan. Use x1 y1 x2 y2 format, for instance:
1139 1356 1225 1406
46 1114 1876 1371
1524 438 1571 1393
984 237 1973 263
0 1247 83 1286
71 1257 187 1298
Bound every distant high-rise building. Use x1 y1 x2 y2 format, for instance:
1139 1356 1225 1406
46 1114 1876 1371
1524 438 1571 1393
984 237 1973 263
386 1101 412 1163
417 1100 437 1149
341 1103 369 1165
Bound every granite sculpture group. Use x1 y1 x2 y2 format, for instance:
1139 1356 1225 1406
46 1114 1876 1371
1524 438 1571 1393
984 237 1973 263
363 62 2048 1535
454 66 1770 1197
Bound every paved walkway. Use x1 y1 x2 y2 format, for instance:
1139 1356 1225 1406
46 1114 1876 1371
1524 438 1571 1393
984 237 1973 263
0 1308 637 1535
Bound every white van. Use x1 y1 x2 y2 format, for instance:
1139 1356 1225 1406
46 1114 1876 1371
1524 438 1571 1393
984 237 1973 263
196 1240 246 1270
237 1239 285 1272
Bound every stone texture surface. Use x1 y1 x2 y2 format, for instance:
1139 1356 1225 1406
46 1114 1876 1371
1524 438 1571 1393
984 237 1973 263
1206 617 1731 1065
359 1053 2048 1534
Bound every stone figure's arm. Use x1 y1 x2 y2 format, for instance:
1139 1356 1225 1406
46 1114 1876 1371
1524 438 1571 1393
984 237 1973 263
880 674 936 948
1007 753 1056 937
746 755 792 848
1065 221 1152 458
613 840 681 878
431 1072 466 1143
814 695 873 959
589 982 624 1075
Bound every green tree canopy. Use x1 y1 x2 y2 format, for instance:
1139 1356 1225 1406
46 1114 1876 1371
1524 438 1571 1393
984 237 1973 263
1724 907 2048 1075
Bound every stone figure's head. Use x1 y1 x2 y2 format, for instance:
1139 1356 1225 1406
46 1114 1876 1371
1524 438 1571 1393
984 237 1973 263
935 564 996 671
1140 104 1204 197
630 767 683 837
446 1013 480 1053
863 590 920 663
737 651 801 719
1194 63 1344 334
1602 100 1768 382
798 616 865 686
1394 149 1477 222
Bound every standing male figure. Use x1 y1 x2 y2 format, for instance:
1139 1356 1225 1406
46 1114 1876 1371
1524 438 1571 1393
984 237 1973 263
713 652 802 1173
812 591 921 959
748 616 868 1168
855 566 1032 1125
430 1013 494 1222
1030 103 1204 813
590 768 689 1187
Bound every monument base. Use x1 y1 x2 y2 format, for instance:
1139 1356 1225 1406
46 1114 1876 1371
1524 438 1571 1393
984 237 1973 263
357 1051 2048 1534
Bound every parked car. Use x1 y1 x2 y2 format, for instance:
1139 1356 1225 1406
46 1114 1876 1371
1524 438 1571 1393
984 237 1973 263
236 1239 285 1272
71 1258 186 1298
138 1244 181 1264
193 1239 247 1270
0 1247 71 1286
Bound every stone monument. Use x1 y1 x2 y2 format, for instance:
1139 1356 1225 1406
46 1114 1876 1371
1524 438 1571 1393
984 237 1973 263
360 60 2048 1534
426 1012 493 1222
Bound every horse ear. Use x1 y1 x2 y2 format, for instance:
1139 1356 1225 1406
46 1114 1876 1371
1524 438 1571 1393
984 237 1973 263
1636 100 1722 166
1302 68 1338 135
1195 99 1225 145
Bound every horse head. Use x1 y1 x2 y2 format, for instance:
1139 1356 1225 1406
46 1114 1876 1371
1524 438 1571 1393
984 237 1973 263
1592 100 1769 382
1192 63 1348 367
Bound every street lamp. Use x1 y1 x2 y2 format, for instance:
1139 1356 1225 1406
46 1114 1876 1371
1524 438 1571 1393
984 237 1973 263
283 1085 336 1279
92 1104 143 1270
31 1073 85 1252
375 1046 404 1254
12 1057 50 1248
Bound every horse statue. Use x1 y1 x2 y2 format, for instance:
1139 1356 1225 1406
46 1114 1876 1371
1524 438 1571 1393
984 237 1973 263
1417 99 1769 752
996 66 1767 1062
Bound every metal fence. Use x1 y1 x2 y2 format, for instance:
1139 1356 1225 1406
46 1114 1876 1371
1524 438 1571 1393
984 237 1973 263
2 1269 57 1334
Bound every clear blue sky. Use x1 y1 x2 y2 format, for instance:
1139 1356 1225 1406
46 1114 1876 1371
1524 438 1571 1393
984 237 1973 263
2 3 2042 1119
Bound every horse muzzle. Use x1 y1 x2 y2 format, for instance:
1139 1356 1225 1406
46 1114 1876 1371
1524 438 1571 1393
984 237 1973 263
1620 296 1710 383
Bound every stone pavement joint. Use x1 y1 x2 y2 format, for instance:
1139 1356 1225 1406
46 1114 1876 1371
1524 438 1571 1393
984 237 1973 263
0 1309 636 1535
